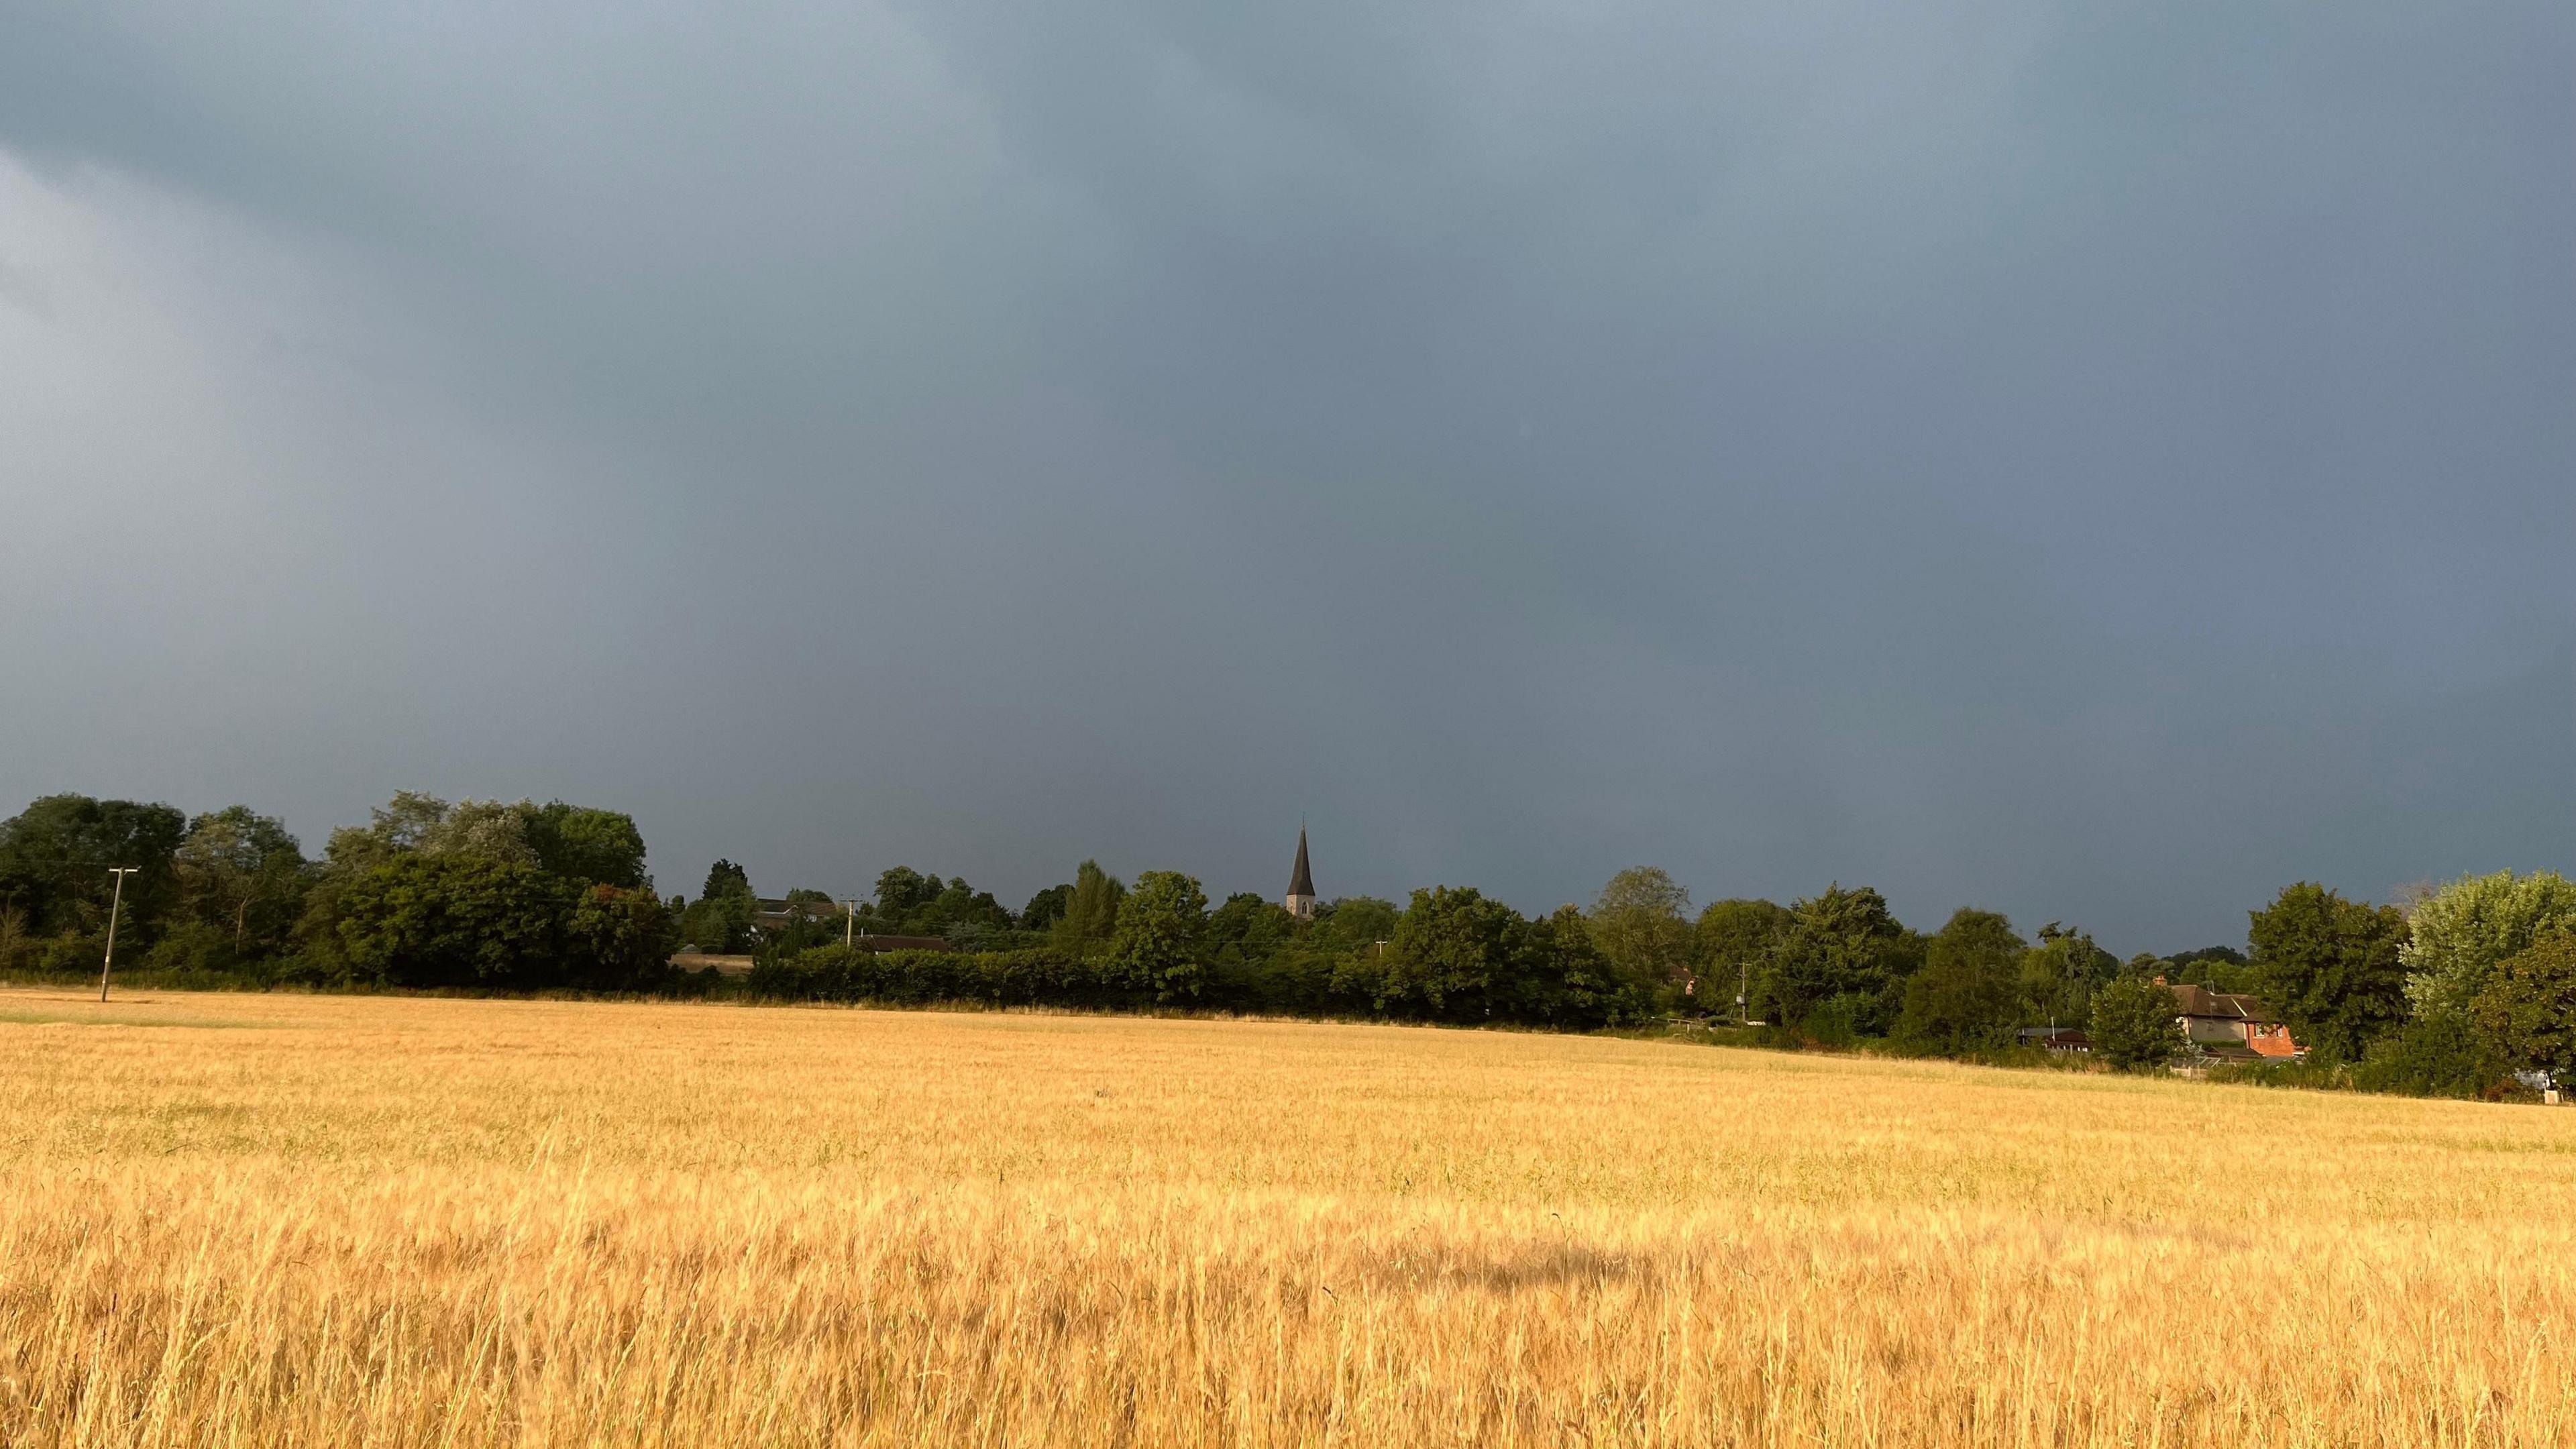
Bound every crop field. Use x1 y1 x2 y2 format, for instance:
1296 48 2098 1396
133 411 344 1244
2 989 2573 1447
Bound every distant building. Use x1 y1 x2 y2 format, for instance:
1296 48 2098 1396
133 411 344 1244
2019 1026 2093 1053
750 896 843 936
1285 828 1318 920
748 897 949 952
2157 979 2300 1060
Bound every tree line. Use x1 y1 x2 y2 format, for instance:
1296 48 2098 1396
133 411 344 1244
4 791 2573 1098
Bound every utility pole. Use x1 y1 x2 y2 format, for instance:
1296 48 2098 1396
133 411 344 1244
843 899 859 949
99 867 138 1003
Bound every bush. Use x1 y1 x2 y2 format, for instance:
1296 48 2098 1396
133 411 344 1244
2206 1057 2352 1091
36 930 103 979
1801 994 1869 1049
139 921 248 980
2353 1015 2506 1099
749 947 1145 1012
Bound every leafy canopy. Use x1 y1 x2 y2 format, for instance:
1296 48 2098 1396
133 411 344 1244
2245 883 2409 1065
2400 871 2576 1020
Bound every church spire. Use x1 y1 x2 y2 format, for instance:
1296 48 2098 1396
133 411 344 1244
1285 826 1318 918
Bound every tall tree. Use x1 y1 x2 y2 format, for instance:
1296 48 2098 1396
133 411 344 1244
2021 923 2118 1029
564 883 682 990
1018 883 1074 932
1697 898 1789 1022
1587 867 1695 1004
2245 883 2410 1064
525 803 649 888
2471 932 2576 1088
1205 892 1293 964
1895 908 2026 1053
701 859 752 900
173 806 309 951
333 853 573 989
1384 885 1522 1021
425 799 539 863
873 867 938 918
1311 896 1400 952
0 794 189 941
1110 870 1210 1001
1515 906 1654 1028
1766 885 1911 1036
2401 871 2576 1020
685 859 756 952
1055 860 1126 949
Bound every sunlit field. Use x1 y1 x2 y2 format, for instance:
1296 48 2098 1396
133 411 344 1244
3 988 2573 1446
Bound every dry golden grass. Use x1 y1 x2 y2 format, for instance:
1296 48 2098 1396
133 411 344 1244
3 987 2573 1446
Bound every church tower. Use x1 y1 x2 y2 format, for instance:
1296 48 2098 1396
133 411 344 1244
1285 827 1318 920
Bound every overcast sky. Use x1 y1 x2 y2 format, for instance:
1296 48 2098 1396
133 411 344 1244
2 0 2569 951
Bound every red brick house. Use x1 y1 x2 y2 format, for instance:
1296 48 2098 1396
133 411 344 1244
2157 979 2300 1060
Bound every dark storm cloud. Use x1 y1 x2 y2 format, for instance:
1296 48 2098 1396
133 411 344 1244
1 0 2569 949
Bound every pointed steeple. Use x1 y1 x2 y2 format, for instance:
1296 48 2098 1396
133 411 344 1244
1288 828 1316 899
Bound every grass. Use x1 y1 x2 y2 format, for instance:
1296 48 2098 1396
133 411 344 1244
2 987 2573 1446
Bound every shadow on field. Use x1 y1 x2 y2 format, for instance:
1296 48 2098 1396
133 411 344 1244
1362 1242 1644 1294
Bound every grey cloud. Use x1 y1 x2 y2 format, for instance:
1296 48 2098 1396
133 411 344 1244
0 0 2569 949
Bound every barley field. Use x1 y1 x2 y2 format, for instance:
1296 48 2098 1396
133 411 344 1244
1 989 2571 1447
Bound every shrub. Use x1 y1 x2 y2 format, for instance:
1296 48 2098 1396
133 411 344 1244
2090 976 2185 1072
752 947 1143 1012
2206 1057 2351 1091
2351 1015 2505 1099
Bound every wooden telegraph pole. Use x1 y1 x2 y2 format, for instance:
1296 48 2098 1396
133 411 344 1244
99 867 138 1002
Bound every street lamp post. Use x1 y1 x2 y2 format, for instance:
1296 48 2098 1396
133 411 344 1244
99 867 138 1003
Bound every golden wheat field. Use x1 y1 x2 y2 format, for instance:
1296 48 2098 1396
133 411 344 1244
2 989 2573 1448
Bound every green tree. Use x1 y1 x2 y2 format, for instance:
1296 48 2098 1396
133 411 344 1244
173 806 309 955
333 853 574 989
1311 896 1400 952
426 799 539 863
2353 1014 2504 1098
2401 871 2576 1020
1110 870 1210 1001
1516 905 1656 1028
1054 860 1126 951
2159 945 2255 993
1205 892 1293 964
565 884 682 989
702 859 752 900
1587 867 1695 1006
1384 885 1523 1020
1019 883 1074 932
924 877 1014 943
2090 975 2186 1071
873 867 938 918
684 859 756 952
1697 898 1789 1022
2021 922 2118 1030
525 803 649 888
1766 884 1911 1037
2245 883 2410 1064
2471 932 2576 1088
0 906 29 971
0 794 189 943
1894 908 2026 1054
321 790 451 876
